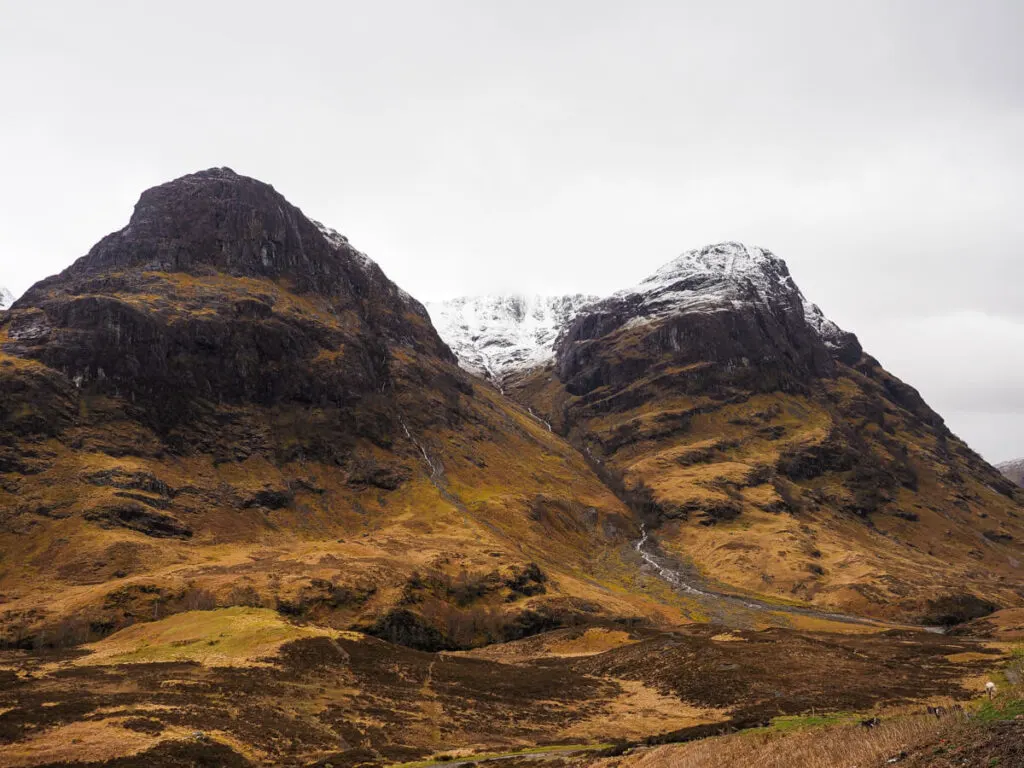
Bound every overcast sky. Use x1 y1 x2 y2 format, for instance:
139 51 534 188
0 1 1021 462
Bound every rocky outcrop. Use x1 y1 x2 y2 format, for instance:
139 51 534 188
555 243 858 399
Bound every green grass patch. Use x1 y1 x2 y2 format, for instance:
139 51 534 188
974 697 1024 723
768 712 859 731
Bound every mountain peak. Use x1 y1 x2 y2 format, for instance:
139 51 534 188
63 168 371 301
614 241 860 360
0 285 13 310
621 241 797 314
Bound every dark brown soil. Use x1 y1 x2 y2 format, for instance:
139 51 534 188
0 624 1002 768
32 739 253 767
570 625 999 721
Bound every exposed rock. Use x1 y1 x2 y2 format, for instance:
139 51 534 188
82 469 174 496
84 502 193 539
920 594 998 626
242 488 294 510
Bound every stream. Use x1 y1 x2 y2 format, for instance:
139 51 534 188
632 522 919 629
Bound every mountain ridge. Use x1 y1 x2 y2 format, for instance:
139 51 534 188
430 242 863 390
425 293 598 387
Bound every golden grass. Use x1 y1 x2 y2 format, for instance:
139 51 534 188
0 719 172 768
512 352 1024 624
563 680 726 742
78 607 340 667
590 714 956 768
463 628 641 663
546 629 639 657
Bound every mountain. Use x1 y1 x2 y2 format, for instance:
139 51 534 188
999 458 1024 487
0 285 14 310
0 168 656 654
425 294 597 389
2 177 1022 767
442 242 1024 622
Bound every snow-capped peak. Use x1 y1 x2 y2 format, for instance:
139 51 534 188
617 241 797 315
0 285 14 311
617 242 849 350
425 294 597 386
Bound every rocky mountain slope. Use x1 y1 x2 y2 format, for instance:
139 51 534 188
998 458 1024 487
0 168 667 654
440 242 1024 621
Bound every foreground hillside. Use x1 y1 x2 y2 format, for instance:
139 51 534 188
0 609 1017 767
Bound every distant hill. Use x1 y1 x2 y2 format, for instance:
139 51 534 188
998 458 1024 487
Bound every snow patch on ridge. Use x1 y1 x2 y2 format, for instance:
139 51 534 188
428 242 852 381
0 285 14 311
425 295 597 385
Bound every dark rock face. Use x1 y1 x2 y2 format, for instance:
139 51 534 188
1 168 458 446
554 246 844 403
84 503 193 539
920 594 998 627
557 293 836 400
33 168 420 312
